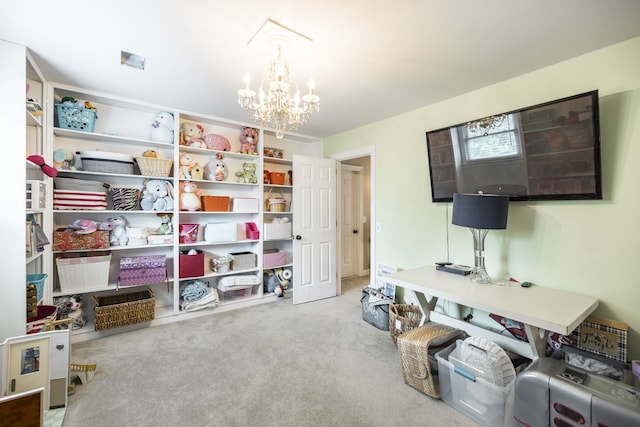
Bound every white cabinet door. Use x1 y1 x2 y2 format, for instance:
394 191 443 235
292 155 337 304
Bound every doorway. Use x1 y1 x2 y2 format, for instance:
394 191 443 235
332 147 375 294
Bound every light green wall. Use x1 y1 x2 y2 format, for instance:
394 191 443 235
324 37 640 360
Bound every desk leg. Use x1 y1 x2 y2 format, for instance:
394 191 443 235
524 324 548 359
414 292 438 326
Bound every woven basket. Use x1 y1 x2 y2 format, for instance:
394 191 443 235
389 304 422 344
135 157 173 177
92 289 155 331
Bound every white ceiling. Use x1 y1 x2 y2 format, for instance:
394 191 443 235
2 0 640 139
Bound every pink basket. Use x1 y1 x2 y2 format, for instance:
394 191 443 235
179 224 199 243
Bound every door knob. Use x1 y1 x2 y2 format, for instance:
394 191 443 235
295 235 302 240
353 229 358 234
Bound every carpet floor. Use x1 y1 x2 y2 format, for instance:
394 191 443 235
63 277 479 426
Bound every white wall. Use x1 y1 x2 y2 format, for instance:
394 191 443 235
0 40 28 341
323 37 640 360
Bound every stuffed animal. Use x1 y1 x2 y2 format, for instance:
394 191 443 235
203 153 228 181
53 148 77 170
181 122 206 148
179 153 194 179
140 179 174 211
108 215 129 246
239 127 259 155
235 161 257 183
142 149 158 158
179 181 202 211
54 295 88 330
67 219 113 234
190 163 204 180
150 112 174 143
204 134 231 151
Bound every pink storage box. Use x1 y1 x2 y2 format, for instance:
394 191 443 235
179 252 204 278
118 255 167 288
263 250 287 268
246 222 259 240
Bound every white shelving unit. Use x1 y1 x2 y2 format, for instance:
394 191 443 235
42 83 321 341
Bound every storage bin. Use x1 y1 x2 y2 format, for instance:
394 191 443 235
135 157 173 177
179 251 204 278
361 287 393 331
53 189 108 210
270 172 286 185
229 252 257 270
396 323 465 398
179 224 199 243
263 249 287 268
264 222 291 240
92 288 155 331
436 340 516 427
204 222 237 242
216 284 257 301
78 150 135 175
26 180 46 209
26 273 47 303
201 195 230 212
54 177 109 192
55 104 96 132
389 303 422 343
53 229 110 252
231 197 259 213
56 254 111 293
111 187 140 210
245 222 259 240
118 255 167 287
26 305 58 334
210 255 231 273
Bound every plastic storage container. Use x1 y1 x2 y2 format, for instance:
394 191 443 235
436 340 516 427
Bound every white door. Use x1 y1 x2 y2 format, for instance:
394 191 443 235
292 155 337 304
340 165 362 278
6 335 50 409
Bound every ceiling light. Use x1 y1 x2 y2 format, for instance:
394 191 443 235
238 19 319 139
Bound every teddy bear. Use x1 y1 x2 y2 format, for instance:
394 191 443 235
235 161 257 183
140 179 174 211
149 111 174 143
203 134 231 151
180 122 207 148
179 181 202 211
239 127 259 155
179 152 194 179
203 153 228 181
54 295 88 330
107 215 129 246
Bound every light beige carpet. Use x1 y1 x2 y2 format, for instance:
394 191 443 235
63 277 479 426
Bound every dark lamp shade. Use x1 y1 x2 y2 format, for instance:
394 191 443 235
452 193 509 230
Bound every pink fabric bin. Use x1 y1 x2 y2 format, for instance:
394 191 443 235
263 250 286 268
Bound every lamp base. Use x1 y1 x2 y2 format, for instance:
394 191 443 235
470 266 493 284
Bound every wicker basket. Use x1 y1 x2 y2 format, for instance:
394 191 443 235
92 288 155 331
389 304 422 344
135 157 173 177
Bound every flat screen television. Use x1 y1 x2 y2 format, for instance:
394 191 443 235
425 90 602 202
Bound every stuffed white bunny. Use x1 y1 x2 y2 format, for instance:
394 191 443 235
150 111 174 143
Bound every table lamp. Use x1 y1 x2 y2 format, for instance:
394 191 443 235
452 193 509 284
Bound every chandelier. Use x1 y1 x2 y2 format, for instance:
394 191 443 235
237 20 319 139
466 114 507 136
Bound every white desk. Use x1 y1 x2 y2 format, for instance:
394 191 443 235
384 266 599 360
